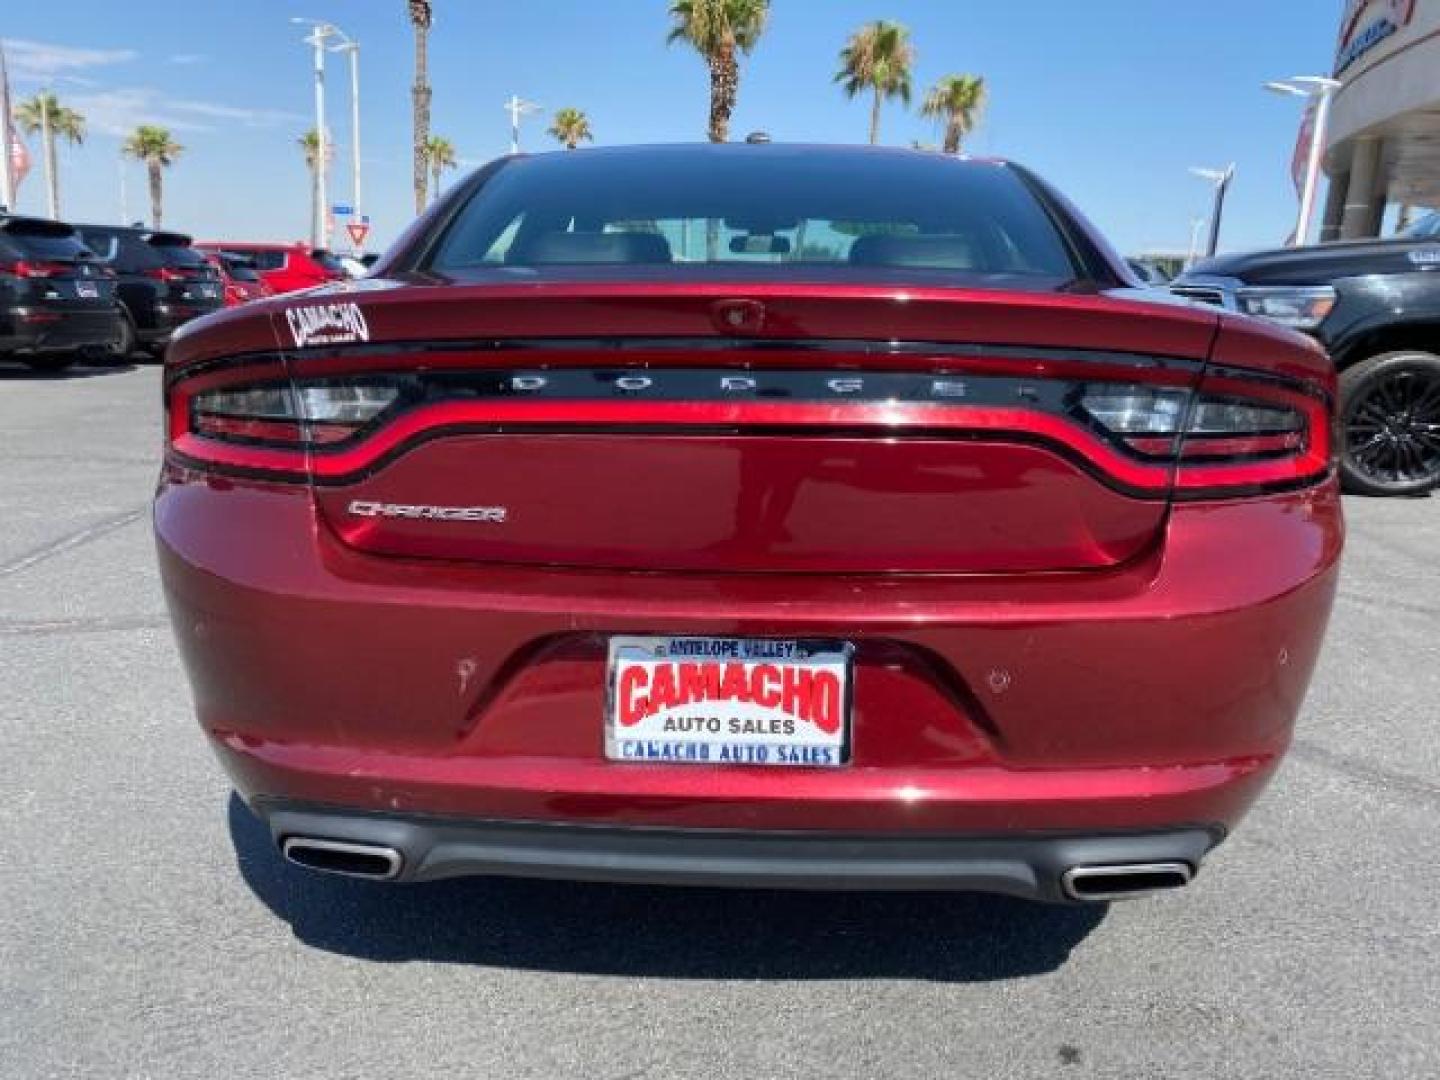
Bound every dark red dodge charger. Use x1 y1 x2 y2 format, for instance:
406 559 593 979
157 145 1342 902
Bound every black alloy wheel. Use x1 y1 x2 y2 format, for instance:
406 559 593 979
1340 351 1440 496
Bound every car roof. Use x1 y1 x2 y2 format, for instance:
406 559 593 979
74 224 194 245
509 142 1014 167
199 241 306 250
0 214 80 236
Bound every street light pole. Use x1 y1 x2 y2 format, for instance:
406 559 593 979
293 18 337 250
343 42 361 239
309 26 328 249
1265 76 1342 247
504 95 542 155
1190 164 1236 258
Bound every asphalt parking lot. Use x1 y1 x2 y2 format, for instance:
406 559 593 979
2 357 1437 1079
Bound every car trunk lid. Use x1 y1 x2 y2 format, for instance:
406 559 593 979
279 283 1217 574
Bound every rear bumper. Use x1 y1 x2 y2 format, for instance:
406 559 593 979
158 468 1342 847
256 799 1219 900
138 302 222 346
1 306 123 353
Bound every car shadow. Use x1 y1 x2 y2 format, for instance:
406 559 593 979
228 794 1106 981
0 356 137 379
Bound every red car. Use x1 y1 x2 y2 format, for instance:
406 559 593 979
158 146 1341 902
194 241 346 295
204 252 272 307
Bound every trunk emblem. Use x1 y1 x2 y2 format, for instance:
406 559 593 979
347 501 507 523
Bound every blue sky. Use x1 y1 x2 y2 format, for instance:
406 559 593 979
2 1 1341 255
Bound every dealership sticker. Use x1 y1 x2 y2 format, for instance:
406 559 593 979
285 301 370 348
606 636 851 768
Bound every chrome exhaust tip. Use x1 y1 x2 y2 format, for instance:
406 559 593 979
281 837 403 881
1061 861 1193 902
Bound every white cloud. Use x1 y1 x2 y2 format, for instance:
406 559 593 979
169 54 207 66
64 87 212 136
169 100 305 129
59 88 305 137
4 38 137 80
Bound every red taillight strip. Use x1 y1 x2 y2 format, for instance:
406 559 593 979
167 355 1334 498
1172 372 1331 496
171 397 1180 494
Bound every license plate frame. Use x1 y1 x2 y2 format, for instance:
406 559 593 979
605 635 853 769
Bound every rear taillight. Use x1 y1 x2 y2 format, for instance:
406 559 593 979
1077 371 1329 495
171 376 400 477
167 358 1332 495
145 266 189 283
0 259 67 278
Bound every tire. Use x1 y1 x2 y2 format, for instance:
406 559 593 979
112 311 137 360
1338 350 1440 496
22 355 77 373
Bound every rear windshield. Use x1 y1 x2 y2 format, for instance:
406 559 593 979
310 249 347 273
220 255 261 282
80 230 162 269
152 241 208 268
242 249 287 271
427 146 1079 288
2 223 90 261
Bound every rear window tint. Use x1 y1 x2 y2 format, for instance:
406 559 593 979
220 256 261 282
428 147 1078 287
153 242 208 268
245 249 287 271
80 231 164 270
5 227 89 261
310 249 346 273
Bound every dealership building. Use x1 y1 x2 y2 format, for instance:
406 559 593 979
1322 0 1440 238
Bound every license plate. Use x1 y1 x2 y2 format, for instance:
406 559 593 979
75 281 99 299
606 636 852 768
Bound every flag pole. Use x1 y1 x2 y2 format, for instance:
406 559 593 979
0 40 15 212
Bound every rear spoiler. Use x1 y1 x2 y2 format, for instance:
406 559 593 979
0 215 78 238
144 230 195 247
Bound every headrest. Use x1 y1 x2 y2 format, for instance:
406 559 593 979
848 233 980 269
510 231 673 265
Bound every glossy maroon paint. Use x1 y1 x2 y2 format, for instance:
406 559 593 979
157 273 1342 845
320 431 1166 573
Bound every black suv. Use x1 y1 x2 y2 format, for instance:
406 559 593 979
75 225 223 357
0 215 124 372
1174 217 1440 496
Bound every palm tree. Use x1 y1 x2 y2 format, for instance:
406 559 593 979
548 108 593 150
425 136 456 203
834 21 915 145
666 0 769 143
122 126 182 229
409 0 433 213
298 129 328 248
14 92 84 218
921 75 987 154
